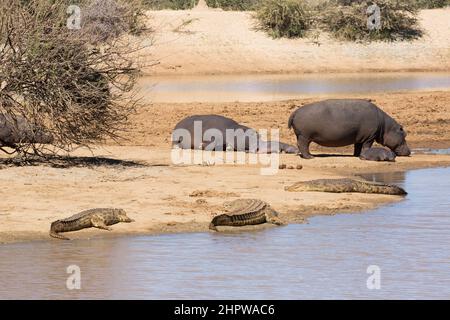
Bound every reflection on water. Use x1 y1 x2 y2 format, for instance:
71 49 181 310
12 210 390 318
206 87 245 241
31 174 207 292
358 171 407 185
139 73 450 102
412 148 450 155
0 168 449 299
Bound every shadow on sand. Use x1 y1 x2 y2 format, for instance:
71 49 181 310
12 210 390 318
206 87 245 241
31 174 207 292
0 155 151 169
310 154 355 158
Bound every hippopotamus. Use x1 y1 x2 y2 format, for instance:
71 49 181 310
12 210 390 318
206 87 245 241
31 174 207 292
0 114 54 149
288 99 411 159
172 114 298 154
359 147 396 162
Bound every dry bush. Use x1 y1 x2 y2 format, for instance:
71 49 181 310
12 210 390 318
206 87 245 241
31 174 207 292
206 0 260 10
142 0 198 9
320 0 423 41
82 0 148 43
413 0 449 8
331 0 450 8
255 0 314 38
0 0 148 157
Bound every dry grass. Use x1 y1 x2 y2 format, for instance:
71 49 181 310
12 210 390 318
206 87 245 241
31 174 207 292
143 0 198 9
255 0 314 38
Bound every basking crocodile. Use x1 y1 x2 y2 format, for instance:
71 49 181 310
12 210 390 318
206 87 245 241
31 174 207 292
285 178 407 196
50 208 134 240
209 199 283 231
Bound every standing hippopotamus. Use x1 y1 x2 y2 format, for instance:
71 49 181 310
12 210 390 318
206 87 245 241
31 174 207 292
0 114 54 148
288 99 411 159
360 147 396 162
172 115 298 154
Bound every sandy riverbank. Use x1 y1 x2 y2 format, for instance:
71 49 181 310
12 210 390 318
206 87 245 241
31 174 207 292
128 90 450 149
1 146 449 244
141 7 450 75
1 90 449 244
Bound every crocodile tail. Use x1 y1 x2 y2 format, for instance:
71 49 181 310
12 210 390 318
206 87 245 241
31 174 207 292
288 109 297 129
49 230 70 240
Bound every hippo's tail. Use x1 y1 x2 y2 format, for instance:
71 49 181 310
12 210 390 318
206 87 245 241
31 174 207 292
288 110 297 129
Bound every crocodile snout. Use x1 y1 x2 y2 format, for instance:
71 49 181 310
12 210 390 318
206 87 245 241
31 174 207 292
209 222 218 231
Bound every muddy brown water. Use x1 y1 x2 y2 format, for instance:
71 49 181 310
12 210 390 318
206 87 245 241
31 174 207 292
139 72 450 102
0 167 449 299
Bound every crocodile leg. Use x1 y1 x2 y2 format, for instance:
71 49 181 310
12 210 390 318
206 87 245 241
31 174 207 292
91 216 113 231
49 231 71 240
208 222 218 231
267 216 284 226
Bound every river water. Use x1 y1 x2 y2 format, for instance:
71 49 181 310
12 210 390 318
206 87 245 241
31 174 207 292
139 72 450 102
0 167 449 299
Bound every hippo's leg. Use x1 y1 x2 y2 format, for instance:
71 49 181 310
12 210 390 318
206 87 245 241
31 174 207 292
355 141 374 157
354 143 362 157
296 135 313 159
362 140 374 152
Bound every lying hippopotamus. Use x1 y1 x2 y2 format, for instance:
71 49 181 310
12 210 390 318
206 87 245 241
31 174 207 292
360 147 396 162
172 114 298 154
288 99 411 159
0 114 54 149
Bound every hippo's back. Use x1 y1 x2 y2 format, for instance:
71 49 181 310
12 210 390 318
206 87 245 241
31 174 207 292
173 114 250 150
288 99 383 147
290 99 382 128
289 99 380 125
174 114 243 131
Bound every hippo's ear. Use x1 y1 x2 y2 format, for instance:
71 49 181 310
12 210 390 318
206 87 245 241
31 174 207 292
399 127 407 136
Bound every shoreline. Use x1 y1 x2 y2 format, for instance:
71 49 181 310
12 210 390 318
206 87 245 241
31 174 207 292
141 68 450 77
1 148 449 245
137 74 450 103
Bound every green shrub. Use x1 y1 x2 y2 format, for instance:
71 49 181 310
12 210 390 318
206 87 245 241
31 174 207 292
413 0 449 9
255 0 313 38
331 0 450 9
142 0 198 9
321 0 423 42
206 0 260 10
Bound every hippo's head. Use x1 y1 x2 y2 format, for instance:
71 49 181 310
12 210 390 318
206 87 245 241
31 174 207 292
385 151 397 162
382 124 411 156
282 144 299 154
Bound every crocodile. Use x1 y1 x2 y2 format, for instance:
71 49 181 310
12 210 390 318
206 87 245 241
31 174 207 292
285 178 407 195
209 199 283 231
49 208 134 240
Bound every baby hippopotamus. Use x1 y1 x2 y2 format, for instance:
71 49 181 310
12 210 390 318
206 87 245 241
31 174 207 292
288 99 411 159
359 147 396 162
